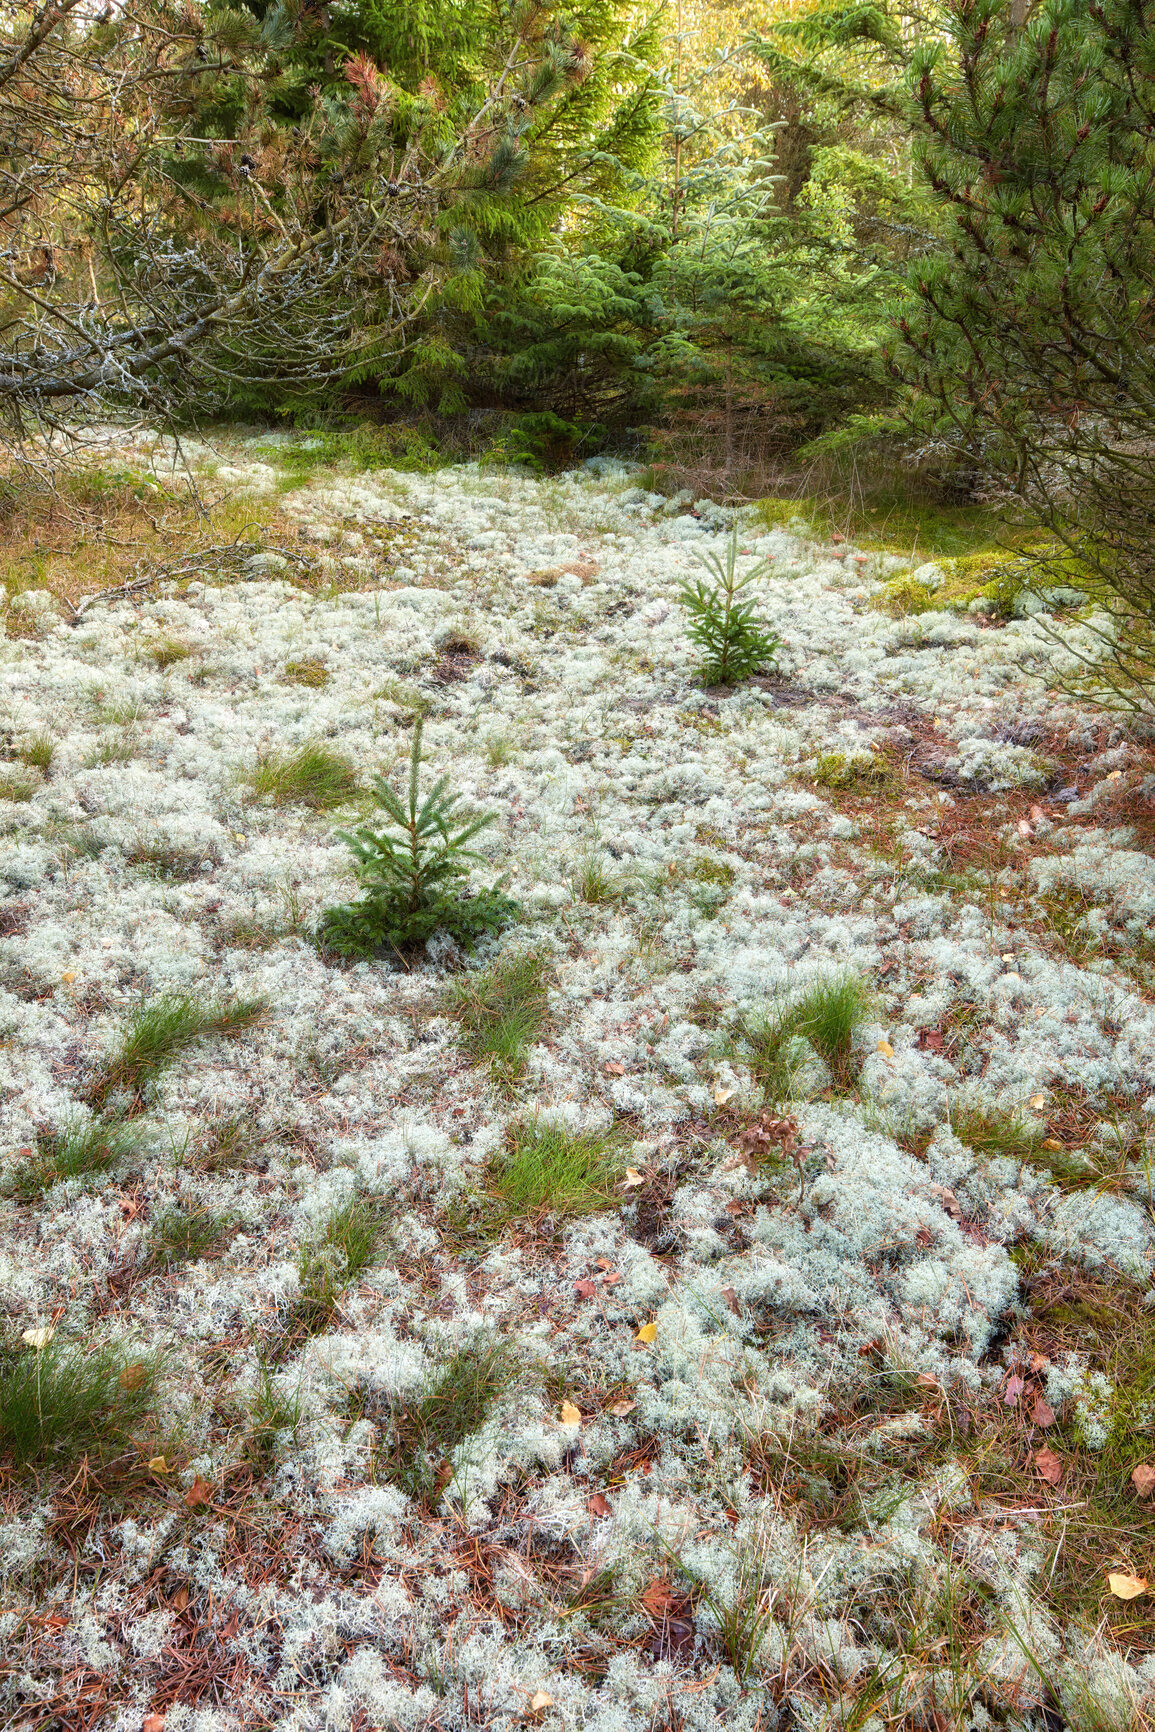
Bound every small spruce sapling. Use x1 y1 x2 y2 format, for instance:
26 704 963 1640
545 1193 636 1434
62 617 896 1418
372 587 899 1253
679 526 780 686
320 719 518 958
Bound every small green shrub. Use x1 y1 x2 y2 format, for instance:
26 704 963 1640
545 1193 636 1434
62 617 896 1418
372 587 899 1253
319 719 518 959
373 1339 509 1504
486 1119 624 1226
248 743 357 809
0 1339 160 1468
871 574 940 618
0 771 36 801
679 526 780 686
86 992 267 1107
445 951 550 1084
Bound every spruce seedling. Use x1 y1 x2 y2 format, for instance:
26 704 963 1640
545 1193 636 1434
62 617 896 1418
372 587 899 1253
679 526 780 686
320 719 518 959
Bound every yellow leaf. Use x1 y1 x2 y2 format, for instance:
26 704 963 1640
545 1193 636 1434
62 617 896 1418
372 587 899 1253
635 1322 657 1344
529 1692 554 1715
713 1085 735 1105
559 1400 582 1426
620 1168 646 1189
1041 1138 1064 1152
21 1326 54 1350
234 832 246 842
119 1362 147 1392
1029 1093 1046 1110
148 1455 168 1473
876 1040 894 1058
61 971 76 985
1108 1572 1148 1600
1001 952 1016 962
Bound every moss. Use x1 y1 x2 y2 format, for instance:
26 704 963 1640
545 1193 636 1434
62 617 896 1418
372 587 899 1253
812 750 891 791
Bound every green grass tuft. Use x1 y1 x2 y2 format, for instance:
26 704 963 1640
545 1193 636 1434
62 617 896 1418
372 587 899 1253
486 1119 625 1226
86 992 267 1107
740 971 871 1098
570 853 630 907
147 1204 238 1267
16 731 54 771
947 1096 1043 1160
10 1114 141 1197
444 952 550 1084
0 1339 161 1468
247 743 357 809
372 1339 510 1504
293 1196 386 1333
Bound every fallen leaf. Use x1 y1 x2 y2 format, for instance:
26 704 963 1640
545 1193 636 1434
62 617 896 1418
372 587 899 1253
559 1400 582 1426
876 1039 894 1058
1108 1572 1147 1600
529 1691 554 1715
928 1183 962 1221
587 1493 612 1518
184 1475 214 1510
918 1029 945 1051
148 1455 168 1473
1106 769 1124 781
641 1578 675 1615
119 1362 147 1392
61 970 76 984
1017 819 1033 838
1132 1464 1155 1498
721 1285 741 1316
142 1715 166 1732
713 1085 735 1105
635 1321 657 1344
595 1258 614 1270
1001 952 1016 962
1034 1445 1063 1486
604 1061 626 1075
1041 1137 1064 1152
916 1373 940 1390
170 1585 188 1612
574 1279 597 1301
1004 1373 1025 1405
1029 1093 1046 1110
22 1325 54 1350
608 1398 636 1417
1030 1397 1056 1428
620 1168 646 1189
601 1270 621 1287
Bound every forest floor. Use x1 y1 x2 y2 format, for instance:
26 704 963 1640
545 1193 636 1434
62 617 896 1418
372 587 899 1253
2 431 1155 1732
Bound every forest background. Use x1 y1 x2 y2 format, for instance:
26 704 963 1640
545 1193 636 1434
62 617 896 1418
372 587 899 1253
2 0 1154 703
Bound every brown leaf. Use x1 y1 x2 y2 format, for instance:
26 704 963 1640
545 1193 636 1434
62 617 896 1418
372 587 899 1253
170 1585 188 1612
720 1285 741 1316
641 1578 676 1615
184 1475 215 1510
1034 1445 1063 1486
1030 1397 1056 1428
595 1257 614 1270
1132 1464 1155 1498
142 1716 166 1732
529 1691 554 1716
917 1029 945 1051
587 1493 612 1518
574 1279 597 1301
119 1361 147 1392
1003 1373 1025 1405
608 1398 636 1417
928 1183 962 1221
604 1061 626 1075
601 1271 621 1287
